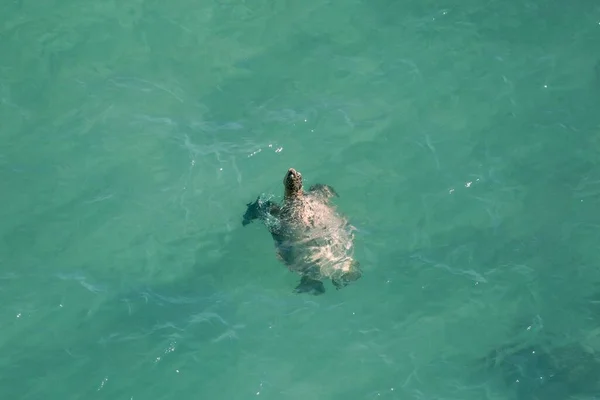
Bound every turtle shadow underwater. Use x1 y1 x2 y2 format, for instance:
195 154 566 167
242 167 362 296
392 222 600 400
470 322 600 400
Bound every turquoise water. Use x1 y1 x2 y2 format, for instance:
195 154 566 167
2 0 600 398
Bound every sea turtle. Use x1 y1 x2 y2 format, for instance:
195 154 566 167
242 167 362 295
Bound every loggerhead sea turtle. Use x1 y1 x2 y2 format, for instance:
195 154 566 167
242 167 362 295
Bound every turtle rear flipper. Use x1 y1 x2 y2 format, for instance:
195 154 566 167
294 275 326 295
332 261 362 290
308 183 339 199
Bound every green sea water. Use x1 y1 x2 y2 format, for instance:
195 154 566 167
2 0 600 399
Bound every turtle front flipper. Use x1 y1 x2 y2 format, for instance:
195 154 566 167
308 183 339 199
267 202 281 217
242 197 261 226
242 197 280 226
293 275 325 295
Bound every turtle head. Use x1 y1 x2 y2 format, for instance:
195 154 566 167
283 168 303 198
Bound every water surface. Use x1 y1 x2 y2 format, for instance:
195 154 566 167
2 0 600 399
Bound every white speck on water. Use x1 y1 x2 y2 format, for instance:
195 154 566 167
465 181 472 188
16 313 21 318
249 148 262 157
98 377 108 391
449 188 455 194
219 168 223 171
